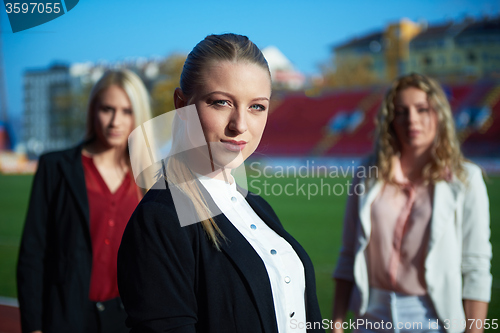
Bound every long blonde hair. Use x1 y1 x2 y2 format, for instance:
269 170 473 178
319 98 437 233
85 69 153 188
373 72 467 184
168 34 270 249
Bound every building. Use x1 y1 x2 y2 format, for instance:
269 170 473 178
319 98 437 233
23 63 77 156
330 19 421 87
333 30 386 86
384 19 422 80
409 16 500 80
329 15 500 87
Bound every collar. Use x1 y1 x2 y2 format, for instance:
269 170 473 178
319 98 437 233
196 171 236 193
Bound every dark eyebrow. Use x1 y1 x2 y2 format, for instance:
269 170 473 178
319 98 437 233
394 102 429 108
202 91 269 102
99 103 114 109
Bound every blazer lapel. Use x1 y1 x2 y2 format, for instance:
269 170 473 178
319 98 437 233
58 145 90 229
242 190 305 262
427 179 461 258
196 183 278 333
242 189 322 325
358 178 383 245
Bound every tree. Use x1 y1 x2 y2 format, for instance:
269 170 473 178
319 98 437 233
151 53 186 118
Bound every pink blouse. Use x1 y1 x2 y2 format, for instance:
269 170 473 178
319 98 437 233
366 181 433 295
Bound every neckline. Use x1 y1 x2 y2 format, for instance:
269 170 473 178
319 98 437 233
82 154 130 196
195 170 235 185
196 172 238 200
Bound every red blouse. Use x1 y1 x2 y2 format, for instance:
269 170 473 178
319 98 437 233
82 154 140 302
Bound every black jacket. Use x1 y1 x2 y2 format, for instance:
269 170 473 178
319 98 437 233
117 178 324 333
17 145 93 333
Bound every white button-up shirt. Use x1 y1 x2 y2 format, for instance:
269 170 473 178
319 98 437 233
197 174 306 333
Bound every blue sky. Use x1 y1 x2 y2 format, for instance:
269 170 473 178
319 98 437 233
2 0 499 138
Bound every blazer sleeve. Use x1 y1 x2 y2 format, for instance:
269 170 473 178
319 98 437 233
332 176 360 282
117 198 198 333
461 166 492 302
17 154 54 333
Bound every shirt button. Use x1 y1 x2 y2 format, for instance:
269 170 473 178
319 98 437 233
231 196 237 203
108 219 115 227
250 224 257 230
104 239 110 245
284 276 291 284
270 249 277 255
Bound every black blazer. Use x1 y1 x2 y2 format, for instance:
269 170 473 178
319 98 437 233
17 145 93 333
117 178 324 333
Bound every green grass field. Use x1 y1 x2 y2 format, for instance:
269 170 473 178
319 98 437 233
0 173 499 323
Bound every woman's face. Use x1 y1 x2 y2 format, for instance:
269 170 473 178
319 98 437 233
188 61 271 169
392 86 438 155
94 84 135 149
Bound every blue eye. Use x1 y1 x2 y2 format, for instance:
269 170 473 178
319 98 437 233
250 104 266 111
211 100 229 107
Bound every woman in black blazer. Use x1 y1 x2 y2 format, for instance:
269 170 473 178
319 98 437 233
117 34 324 333
17 69 152 333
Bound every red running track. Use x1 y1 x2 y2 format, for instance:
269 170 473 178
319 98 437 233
0 305 21 333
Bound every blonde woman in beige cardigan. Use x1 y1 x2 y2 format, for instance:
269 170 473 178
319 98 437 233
332 73 491 333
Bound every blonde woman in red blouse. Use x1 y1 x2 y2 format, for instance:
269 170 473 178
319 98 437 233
332 73 491 333
17 69 152 333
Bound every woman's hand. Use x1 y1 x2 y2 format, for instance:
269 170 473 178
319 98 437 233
331 320 344 333
463 299 489 333
331 279 354 333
